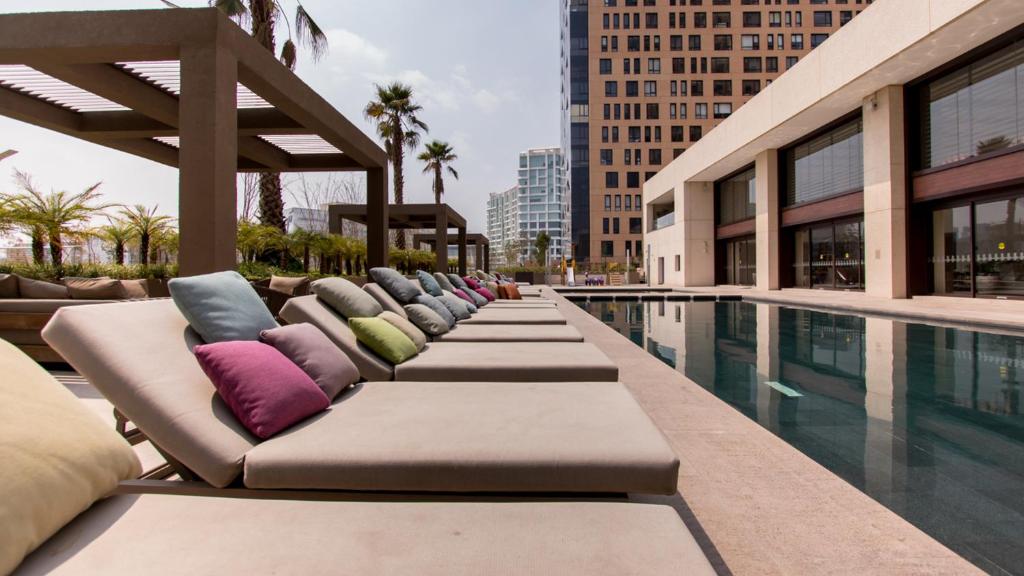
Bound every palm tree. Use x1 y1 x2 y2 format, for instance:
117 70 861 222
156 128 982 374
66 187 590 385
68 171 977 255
120 205 175 266
211 0 328 232
418 140 459 205
150 227 180 265
364 82 429 248
287 228 320 273
3 170 108 270
98 218 137 265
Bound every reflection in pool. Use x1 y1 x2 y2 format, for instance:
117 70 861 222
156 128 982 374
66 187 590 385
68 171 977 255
581 300 1024 576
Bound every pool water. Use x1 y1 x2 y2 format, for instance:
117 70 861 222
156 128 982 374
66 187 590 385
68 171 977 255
580 300 1024 576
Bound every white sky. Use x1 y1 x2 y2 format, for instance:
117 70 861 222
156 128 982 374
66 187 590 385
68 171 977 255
0 0 561 233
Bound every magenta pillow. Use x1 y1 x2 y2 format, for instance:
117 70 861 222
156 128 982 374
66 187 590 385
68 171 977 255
193 341 330 439
260 323 360 400
452 288 476 305
474 287 496 302
462 276 482 290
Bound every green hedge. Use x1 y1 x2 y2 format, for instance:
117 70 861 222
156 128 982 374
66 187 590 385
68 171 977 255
0 262 179 281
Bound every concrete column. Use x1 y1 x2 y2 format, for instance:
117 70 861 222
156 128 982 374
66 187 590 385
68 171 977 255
756 304 781 429
366 166 389 271
681 181 715 286
457 227 468 276
435 209 448 274
863 85 908 299
178 43 237 276
755 149 781 291
863 317 908 496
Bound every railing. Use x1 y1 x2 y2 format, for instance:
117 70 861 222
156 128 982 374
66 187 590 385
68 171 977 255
652 211 675 231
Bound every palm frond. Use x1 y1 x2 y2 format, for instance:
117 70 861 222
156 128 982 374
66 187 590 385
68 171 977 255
160 0 182 8
294 3 328 62
280 39 297 70
211 0 249 28
447 166 459 180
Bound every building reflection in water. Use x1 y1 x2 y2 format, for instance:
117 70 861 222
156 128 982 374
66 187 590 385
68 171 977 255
581 300 1024 575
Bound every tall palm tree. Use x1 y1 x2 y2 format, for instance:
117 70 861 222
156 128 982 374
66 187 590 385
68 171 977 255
98 217 137 265
418 140 459 205
287 228 319 273
210 0 328 232
364 82 428 248
120 205 175 266
3 170 108 270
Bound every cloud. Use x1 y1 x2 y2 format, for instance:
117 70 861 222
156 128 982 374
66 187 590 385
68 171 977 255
471 89 501 114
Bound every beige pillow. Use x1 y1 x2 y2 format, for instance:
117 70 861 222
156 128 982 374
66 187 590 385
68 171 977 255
17 276 69 299
0 339 141 574
65 277 127 300
0 273 19 298
269 275 308 296
120 278 149 299
378 310 427 352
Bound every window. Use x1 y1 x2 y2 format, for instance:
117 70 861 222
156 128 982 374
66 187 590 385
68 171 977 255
712 12 731 27
695 103 708 119
742 79 761 95
629 126 641 142
600 149 613 165
626 81 639 97
743 57 762 72
713 102 732 118
713 79 732 96
601 36 608 52
606 172 620 188
711 57 730 73
646 12 659 28
601 241 614 257
635 195 642 211
672 125 685 142
625 195 632 211
599 58 612 74
714 35 733 51
786 56 798 68
688 35 702 50
627 35 641 51
647 58 661 73
646 103 660 119
649 148 663 165
783 117 864 206
605 81 618 97
839 10 853 25
691 80 704 96
741 34 760 50
694 12 707 27
644 80 658 96
679 102 687 117
791 34 803 49
690 125 703 141
743 12 762 27
674 148 685 158
630 218 643 234
813 11 832 26
672 57 685 73
670 34 683 50
604 195 612 210
675 255 681 271
615 195 623 209
769 11 781 27
602 218 610 234
611 36 619 50
811 33 829 47
766 56 779 72
613 218 621 234
626 172 641 188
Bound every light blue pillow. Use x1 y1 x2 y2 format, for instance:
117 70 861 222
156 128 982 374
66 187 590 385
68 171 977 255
446 274 469 290
465 288 487 308
416 270 444 297
368 267 421 303
413 293 457 328
168 271 278 343
437 293 472 321
465 301 478 314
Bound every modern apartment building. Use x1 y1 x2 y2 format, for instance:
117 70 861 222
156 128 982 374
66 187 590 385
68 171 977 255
561 0 871 267
486 148 570 268
643 0 1024 299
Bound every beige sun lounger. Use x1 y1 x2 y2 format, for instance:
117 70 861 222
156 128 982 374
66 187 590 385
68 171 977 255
281 295 612 381
42 300 669 493
371 282 566 324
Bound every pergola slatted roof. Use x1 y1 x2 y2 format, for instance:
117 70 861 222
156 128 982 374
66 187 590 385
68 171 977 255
0 8 391 276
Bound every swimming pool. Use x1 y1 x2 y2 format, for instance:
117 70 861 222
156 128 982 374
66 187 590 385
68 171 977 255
580 299 1024 576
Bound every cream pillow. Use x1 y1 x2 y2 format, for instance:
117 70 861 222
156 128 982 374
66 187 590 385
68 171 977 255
0 339 141 574
378 310 427 352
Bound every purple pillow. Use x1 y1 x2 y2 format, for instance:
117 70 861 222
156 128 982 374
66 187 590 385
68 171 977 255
475 287 496 302
462 276 482 290
193 341 329 439
260 323 359 400
452 288 476 305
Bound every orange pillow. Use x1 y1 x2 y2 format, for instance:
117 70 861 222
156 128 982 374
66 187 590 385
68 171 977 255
505 284 523 300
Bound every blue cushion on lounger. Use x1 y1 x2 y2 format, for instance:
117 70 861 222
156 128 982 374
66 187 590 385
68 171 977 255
168 271 278 343
416 270 444 297
413 293 457 328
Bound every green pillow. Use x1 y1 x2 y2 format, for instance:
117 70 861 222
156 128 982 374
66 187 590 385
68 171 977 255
311 277 382 318
168 271 278 342
348 316 419 364
378 311 427 351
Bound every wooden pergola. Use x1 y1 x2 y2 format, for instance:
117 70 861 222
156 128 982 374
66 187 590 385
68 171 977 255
0 8 389 276
413 233 489 273
328 203 468 275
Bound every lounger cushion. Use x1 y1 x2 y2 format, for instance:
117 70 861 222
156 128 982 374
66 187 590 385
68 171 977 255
402 303 450 336
168 271 278 343
446 273 469 290
416 270 443 296
120 278 148 299
395 342 616 382
433 324 583 343
17 495 715 576
0 339 140 575
64 277 127 300
459 307 566 325
463 286 489 308
452 287 475 306
0 272 18 297
485 280 500 294
244 381 672 493
437 293 472 320
43 299 259 487
310 277 381 319
362 283 407 318
349 317 418 364
17 276 69 299
433 272 456 292
474 287 496 302
260 323 359 400
368 267 421 303
412 293 457 328
269 275 308 296
194 341 330 439
379 311 427 352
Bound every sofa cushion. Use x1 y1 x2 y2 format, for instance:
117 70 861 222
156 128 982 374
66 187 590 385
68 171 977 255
402 303 450 336
432 272 456 292
368 267 421 303
194 341 329 439
433 324 584 343
348 317 418 365
65 277 127 300
437 293 472 321
0 339 141 575
168 271 278 343
475 287 496 302
0 273 19 298
120 279 149 299
416 270 443 297
310 277 382 319
459 307 566 326
260 323 359 400
378 311 427 352
362 283 407 318
412 293 456 328
268 275 308 296
464 287 488 308
395 342 617 383
447 274 469 290
17 276 68 299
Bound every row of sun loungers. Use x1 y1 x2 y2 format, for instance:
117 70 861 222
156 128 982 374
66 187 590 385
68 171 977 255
2 269 716 574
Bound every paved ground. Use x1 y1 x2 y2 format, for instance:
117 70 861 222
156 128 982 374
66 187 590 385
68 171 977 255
545 287 983 576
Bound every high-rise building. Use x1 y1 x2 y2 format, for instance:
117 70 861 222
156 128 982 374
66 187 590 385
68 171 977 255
486 148 569 268
560 0 870 266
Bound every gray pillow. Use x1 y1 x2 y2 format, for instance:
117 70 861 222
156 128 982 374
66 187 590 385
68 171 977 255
416 270 444 297
311 277 382 319
433 272 456 292
465 288 488 308
446 274 469 290
438 293 472 321
403 303 450 336
18 276 69 299
368 267 421 303
0 273 20 298
363 283 407 318
168 271 278 343
413 293 457 327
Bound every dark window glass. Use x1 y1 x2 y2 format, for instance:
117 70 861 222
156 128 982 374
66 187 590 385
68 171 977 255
601 241 615 257
711 57 730 73
716 167 756 225
930 205 972 294
600 58 612 74
811 224 835 287
714 35 733 51
626 172 641 188
811 33 829 47
742 79 761 95
834 220 863 288
605 81 618 97
784 118 864 206
813 11 832 26
630 218 642 234
743 11 761 27
743 57 762 73
974 197 1024 296
713 79 732 96
712 12 731 27
606 172 619 188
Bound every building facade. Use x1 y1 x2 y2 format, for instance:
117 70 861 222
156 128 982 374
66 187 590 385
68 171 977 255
643 0 1024 300
486 148 570 268
561 0 871 268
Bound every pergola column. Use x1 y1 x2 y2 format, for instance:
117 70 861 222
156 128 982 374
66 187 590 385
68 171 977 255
366 166 389 271
178 42 238 276
474 243 483 273
484 244 490 272
457 227 467 276
435 207 449 274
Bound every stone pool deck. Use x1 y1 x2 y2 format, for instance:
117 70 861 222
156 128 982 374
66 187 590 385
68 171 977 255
544 286 982 575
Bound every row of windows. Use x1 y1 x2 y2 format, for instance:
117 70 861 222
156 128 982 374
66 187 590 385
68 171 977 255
603 10 841 31
599 240 644 259
601 148 668 165
598 123 707 143
603 0 871 6
601 55 791 76
602 194 645 211
600 32 824 52
602 217 645 235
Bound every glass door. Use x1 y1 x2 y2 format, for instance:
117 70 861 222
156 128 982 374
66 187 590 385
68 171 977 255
974 197 1024 297
931 205 972 294
834 220 863 289
810 224 835 288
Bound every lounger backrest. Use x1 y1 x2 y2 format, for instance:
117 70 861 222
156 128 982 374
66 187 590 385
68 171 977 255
42 299 257 487
279 295 394 382
362 283 407 318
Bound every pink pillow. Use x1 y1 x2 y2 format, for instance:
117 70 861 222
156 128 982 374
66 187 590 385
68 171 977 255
475 287 496 302
462 276 482 290
260 323 359 400
452 288 476 305
193 341 330 439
